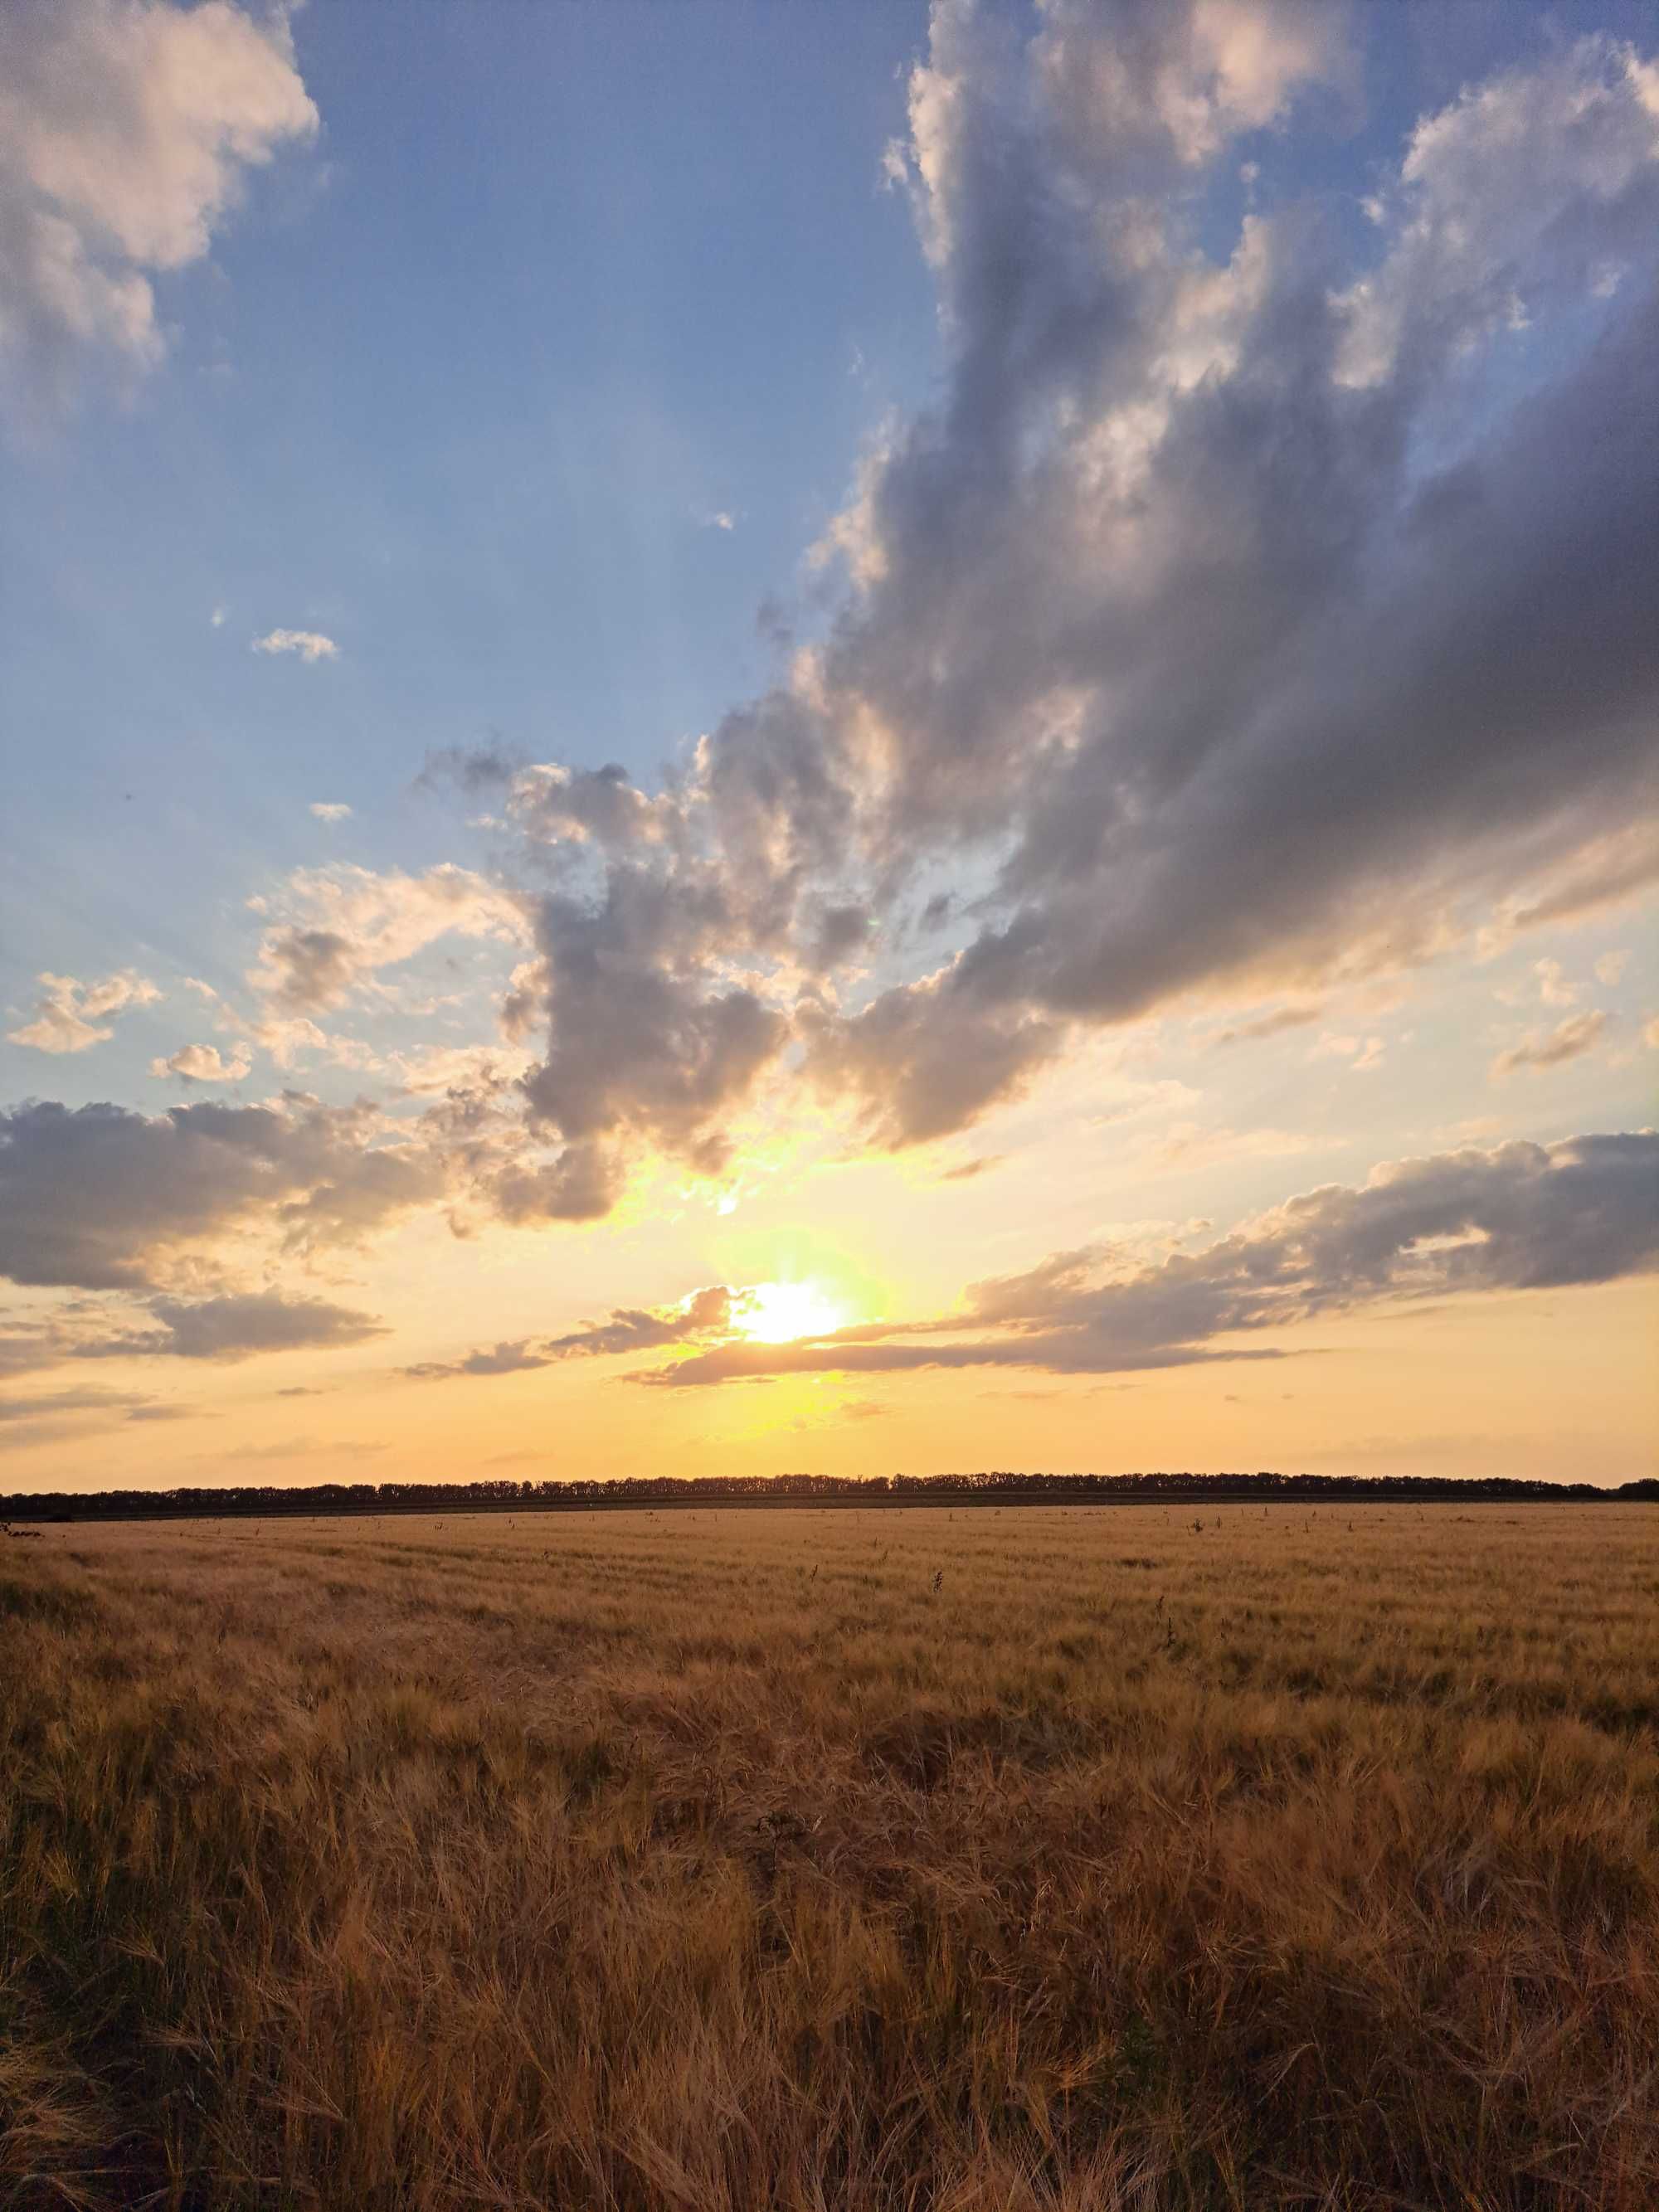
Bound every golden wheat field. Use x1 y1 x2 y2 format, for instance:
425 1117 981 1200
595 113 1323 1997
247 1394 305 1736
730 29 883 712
2 1501 1657 2212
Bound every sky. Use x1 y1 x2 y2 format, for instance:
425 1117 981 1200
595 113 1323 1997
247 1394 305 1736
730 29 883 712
1 0 1655 1495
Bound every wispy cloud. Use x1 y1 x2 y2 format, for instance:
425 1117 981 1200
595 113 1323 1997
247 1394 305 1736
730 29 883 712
1491 1010 1609 1079
309 801 352 824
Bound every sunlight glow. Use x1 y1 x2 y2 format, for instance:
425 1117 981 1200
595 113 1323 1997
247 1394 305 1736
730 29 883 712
740 1279 849 1343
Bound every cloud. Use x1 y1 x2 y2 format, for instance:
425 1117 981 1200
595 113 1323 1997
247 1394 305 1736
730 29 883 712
403 1285 734 1380
309 802 352 824
650 1130 1658 1385
76 1291 385 1363
1490 1009 1609 1080
500 812 791 1203
1213 1002 1324 1046
0 1383 152 1422
247 865 527 1023
7 970 160 1053
253 630 339 662
8 7 1648 1283
1151 1121 1332 1172
0 1328 62 1379
216 1434 385 1465
250 927 358 1016
150 1042 251 1084
0 1382 207 1443
402 1340 550 1381
1595 950 1629 987
1309 1033 1384 1074
798 21 1659 1142
410 9 1659 1208
0 0 316 416
1533 959 1576 1009
1335 36 1659 389
0 1094 442 1291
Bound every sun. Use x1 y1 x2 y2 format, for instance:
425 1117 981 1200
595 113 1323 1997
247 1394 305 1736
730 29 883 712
740 1279 849 1344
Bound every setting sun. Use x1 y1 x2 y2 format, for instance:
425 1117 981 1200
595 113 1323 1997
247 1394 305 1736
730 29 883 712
4 0 1657 2200
740 1280 850 1344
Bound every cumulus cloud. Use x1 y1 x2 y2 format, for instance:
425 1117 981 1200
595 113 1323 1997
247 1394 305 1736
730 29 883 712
793 15 1659 1141
8 4 1654 1275
417 5 1659 1211
150 1042 251 1084
7 970 161 1054
1491 1009 1610 1080
253 629 338 662
0 1094 442 1291
0 0 316 416
652 1130 1658 1385
403 1285 733 1380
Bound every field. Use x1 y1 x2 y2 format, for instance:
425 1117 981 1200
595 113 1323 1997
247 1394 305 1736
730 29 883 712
2 1502 1657 2210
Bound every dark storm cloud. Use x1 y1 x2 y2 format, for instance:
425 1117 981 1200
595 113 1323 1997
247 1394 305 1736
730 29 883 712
0 1096 441 1290
649 1130 1659 1383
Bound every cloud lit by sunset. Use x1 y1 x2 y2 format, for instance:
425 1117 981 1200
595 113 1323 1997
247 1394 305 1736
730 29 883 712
1 0 1654 1493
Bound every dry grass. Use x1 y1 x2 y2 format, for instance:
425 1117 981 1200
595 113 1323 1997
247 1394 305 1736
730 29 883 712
2 1502 1657 2210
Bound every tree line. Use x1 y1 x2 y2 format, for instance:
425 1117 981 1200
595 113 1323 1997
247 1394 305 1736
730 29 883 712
4 1468 1653 1522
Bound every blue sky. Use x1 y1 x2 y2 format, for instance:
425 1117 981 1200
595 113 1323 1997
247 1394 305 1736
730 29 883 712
11 0 1654 1077
2 2 937 1077
0 1 1653 1489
